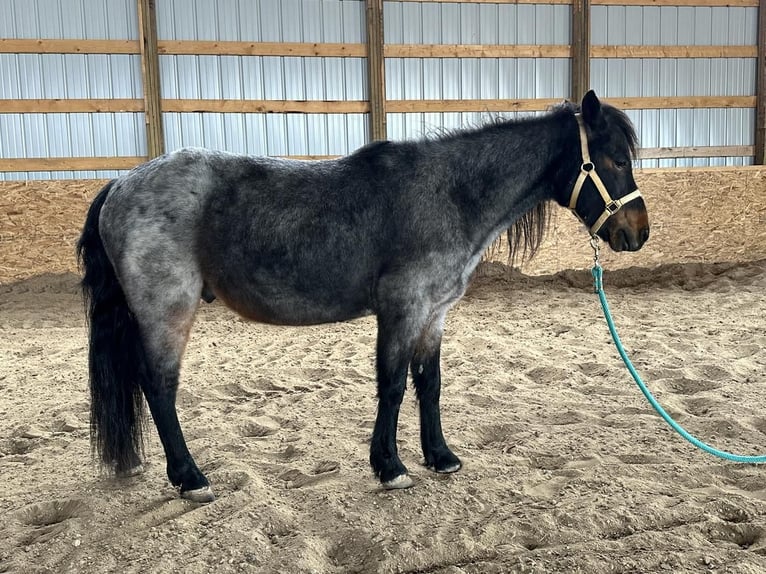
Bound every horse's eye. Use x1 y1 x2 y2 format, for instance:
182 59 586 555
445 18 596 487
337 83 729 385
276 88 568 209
614 159 630 169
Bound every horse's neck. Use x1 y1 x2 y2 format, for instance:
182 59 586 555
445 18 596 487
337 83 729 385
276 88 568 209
436 113 579 235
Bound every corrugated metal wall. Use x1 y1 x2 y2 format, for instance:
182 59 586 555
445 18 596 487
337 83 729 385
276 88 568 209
591 5 758 167
0 0 759 179
158 0 369 157
0 0 144 180
384 1 571 139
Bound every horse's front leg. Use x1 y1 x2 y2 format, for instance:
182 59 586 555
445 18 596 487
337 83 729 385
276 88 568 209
370 311 422 489
411 320 461 474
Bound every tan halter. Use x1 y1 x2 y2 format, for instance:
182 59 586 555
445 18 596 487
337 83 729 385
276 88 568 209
569 113 642 236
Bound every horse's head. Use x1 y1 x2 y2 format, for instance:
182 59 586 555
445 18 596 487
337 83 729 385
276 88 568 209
567 91 649 252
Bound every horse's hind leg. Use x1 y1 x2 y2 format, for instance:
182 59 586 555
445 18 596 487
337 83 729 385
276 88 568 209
411 314 461 474
125 275 213 502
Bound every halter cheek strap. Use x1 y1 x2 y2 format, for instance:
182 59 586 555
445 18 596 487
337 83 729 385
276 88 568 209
569 113 642 236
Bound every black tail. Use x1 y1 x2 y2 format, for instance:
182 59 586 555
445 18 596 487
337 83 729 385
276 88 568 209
77 180 147 472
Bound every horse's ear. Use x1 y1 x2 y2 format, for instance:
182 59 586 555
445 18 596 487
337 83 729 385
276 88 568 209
581 90 604 128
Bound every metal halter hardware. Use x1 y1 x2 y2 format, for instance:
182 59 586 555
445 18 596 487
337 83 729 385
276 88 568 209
568 113 642 236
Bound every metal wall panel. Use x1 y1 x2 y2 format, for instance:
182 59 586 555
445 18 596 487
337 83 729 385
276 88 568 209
2 1 759 178
0 0 142 180
384 1 571 141
157 0 368 158
591 5 757 167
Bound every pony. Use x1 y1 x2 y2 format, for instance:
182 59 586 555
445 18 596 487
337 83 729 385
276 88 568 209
77 91 649 502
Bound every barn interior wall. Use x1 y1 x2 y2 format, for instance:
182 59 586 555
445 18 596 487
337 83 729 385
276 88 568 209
0 0 759 180
590 4 758 168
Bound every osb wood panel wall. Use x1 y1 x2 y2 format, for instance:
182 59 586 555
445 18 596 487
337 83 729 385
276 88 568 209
0 167 764 285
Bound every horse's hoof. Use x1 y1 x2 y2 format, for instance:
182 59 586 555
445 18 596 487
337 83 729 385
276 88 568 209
382 474 414 490
435 462 461 474
181 486 216 503
116 464 145 478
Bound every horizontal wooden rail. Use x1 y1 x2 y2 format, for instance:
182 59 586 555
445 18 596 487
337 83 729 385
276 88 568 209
397 0 757 5
385 44 572 58
158 41 366 57
0 96 755 115
0 157 146 172
0 39 368 57
0 38 139 54
161 100 370 113
387 99 560 112
395 0 574 4
638 145 754 158
592 45 757 58
604 96 756 109
0 99 370 114
1 147 753 173
592 0 756 5
0 99 144 113
0 39 757 60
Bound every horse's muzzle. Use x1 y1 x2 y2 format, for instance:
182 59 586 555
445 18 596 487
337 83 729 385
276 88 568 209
609 225 650 252
604 200 650 252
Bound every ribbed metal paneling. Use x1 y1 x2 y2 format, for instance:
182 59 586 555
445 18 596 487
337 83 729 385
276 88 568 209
157 0 369 157
591 5 757 167
0 0 143 180
384 1 571 141
2 1 759 178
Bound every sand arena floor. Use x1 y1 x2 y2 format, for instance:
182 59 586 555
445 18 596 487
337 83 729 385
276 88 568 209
1 260 766 573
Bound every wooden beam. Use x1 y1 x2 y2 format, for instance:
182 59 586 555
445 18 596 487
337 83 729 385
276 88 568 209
756 0 766 165
0 38 140 54
0 99 144 113
605 96 756 109
592 45 757 58
158 40 366 57
387 99 560 113
571 0 590 102
593 0 756 5
161 100 370 114
137 0 164 159
396 0 574 4
0 157 147 172
3 96 751 116
385 44 572 59
638 145 754 159
0 99 368 114
366 0 387 141
1 36 758 59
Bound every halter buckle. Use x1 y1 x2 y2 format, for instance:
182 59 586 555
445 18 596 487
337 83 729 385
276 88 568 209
581 162 594 173
604 200 620 215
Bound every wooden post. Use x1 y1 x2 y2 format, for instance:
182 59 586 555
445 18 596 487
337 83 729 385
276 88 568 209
571 0 590 103
365 0 386 141
755 0 766 164
137 0 165 158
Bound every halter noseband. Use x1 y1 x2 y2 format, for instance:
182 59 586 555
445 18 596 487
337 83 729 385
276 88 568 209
569 113 642 236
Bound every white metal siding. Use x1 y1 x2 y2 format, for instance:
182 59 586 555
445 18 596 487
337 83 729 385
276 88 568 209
158 0 369 158
591 5 757 167
0 0 142 180
385 1 571 141
0 0 759 178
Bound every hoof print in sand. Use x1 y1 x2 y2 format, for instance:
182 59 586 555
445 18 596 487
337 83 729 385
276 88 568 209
240 416 280 438
16 498 87 545
279 461 340 489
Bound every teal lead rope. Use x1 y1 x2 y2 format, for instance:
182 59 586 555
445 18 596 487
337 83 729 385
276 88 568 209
590 237 766 464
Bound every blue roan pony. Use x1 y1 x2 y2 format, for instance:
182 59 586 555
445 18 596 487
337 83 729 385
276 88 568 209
78 91 649 502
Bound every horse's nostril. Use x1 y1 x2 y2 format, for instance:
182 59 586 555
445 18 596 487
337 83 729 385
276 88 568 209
640 226 650 243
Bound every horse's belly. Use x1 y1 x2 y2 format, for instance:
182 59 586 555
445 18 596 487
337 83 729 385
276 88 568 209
210 280 373 326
